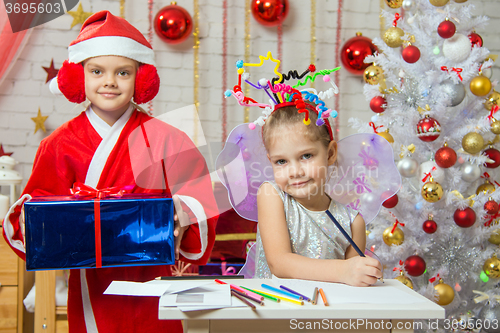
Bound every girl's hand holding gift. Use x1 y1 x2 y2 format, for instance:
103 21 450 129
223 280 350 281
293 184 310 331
172 195 190 260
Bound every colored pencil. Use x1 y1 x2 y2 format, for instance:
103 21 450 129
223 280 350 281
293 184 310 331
325 210 384 283
325 210 365 257
254 289 304 305
311 287 319 305
215 279 264 301
240 286 280 302
231 290 256 309
231 289 264 306
319 288 329 306
279 285 311 302
261 284 303 300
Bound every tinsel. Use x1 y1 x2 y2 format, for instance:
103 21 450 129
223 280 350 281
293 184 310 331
193 0 200 145
333 0 343 139
222 0 228 142
146 0 154 115
244 0 251 123
310 0 316 89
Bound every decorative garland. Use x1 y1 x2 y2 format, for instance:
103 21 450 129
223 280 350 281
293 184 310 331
193 0 200 145
310 0 316 89
222 0 228 141
334 0 344 139
244 0 251 122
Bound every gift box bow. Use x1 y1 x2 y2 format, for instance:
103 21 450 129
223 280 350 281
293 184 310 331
70 182 134 199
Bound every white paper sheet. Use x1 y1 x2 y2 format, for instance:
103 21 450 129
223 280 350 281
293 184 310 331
104 281 171 297
272 276 426 304
159 284 231 307
145 279 213 294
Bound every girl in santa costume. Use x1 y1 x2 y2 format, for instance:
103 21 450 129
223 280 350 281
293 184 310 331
2 10 217 332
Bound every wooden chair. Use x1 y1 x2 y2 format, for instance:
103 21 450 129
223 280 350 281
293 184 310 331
34 270 68 333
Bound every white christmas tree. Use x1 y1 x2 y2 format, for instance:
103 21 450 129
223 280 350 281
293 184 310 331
350 0 500 330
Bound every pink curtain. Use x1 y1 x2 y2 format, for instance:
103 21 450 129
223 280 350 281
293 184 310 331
0 1 32 87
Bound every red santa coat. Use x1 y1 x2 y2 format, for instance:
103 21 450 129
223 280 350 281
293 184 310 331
2 106 218 332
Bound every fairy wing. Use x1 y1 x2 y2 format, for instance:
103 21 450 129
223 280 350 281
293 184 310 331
216 124 401 224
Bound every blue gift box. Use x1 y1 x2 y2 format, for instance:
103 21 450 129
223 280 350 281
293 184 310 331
24 195 175 270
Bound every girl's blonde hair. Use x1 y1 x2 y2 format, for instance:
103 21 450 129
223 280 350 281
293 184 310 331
262 106 332 150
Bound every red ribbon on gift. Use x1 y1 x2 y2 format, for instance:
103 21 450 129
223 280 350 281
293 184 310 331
441 66 463 81
70 183 133 268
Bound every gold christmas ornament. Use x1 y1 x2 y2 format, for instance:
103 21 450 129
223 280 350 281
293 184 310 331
383 226 404 246
429 0 449 5
470 75 492 97
385 0 403 8
421 180 444 203
395 271 413 289
491 119 500 135
483 254 500 278
476 180 496 195
364 65 384 85
488 228 500 245
484 90 500 111
378 129 394 143
434 279 455 305
383 27 405 48
462 132 484 154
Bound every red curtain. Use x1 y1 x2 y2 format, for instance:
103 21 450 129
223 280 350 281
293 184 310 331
0 1 32 87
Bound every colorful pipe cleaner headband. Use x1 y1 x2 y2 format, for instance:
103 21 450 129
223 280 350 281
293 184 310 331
224 52 340 140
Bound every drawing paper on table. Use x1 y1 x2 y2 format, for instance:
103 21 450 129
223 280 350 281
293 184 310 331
146 279 213 294
159 283 231 307
104 281 171 297
272 276 427 304
176 297 251 312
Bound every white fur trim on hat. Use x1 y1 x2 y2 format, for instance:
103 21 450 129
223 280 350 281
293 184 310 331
68 36 155 65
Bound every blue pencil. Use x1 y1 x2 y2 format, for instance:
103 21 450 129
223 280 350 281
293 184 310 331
280 285 311 302
325 210 365 257
261 284 303 300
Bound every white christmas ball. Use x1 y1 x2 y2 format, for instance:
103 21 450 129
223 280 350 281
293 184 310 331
442 34 472 63
402 0 416 11
397 156 419 177
482 67 493 79
460 162 481 182
418 160 445 184
439 79 466 106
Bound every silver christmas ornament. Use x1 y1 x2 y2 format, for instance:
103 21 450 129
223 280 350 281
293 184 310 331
461 162 481 182
402 0 416 11
477 303 500 333
397 156 419 177
440 79 466 106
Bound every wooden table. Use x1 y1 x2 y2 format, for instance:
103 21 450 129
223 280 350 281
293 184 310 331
158 278 445 333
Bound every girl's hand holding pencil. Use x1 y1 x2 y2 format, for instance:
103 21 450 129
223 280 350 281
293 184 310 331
342 256 383 287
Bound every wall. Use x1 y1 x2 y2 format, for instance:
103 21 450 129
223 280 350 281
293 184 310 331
0 0 499 187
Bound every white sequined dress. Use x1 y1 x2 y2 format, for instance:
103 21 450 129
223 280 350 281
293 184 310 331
254 181 359 278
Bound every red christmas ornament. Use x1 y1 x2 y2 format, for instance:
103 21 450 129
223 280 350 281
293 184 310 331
484 200 499 215
340 33 378 75
484 147 500 168
453 207 476 228
437 19 456 39
381 192 398 208
404 255 426 277
154 3 193 44
469 32 483 48
423 219 438 234
402 45 421 63
416 116 441 142
370 96 387 113
251 0 289 27
435 144 457 168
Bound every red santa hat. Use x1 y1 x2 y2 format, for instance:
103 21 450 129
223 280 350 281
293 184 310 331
52 10 159 104
68 10 155 65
